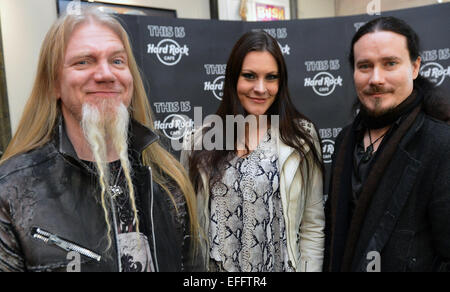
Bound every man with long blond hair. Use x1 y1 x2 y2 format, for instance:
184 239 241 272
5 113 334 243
0 9 200 272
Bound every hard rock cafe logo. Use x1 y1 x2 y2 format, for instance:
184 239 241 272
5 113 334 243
147 39 189 66
321 139 335 164
304 72 343 96
278 42 290 55
204 76 225 101
154 114 193 140
420 62 449 87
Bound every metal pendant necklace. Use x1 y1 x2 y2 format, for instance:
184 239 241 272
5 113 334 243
109 165 123 197
362 129 387 162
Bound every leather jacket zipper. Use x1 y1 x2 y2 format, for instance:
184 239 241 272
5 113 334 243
31 227 101 262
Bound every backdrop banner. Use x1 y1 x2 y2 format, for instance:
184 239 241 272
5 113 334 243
118 3 450 195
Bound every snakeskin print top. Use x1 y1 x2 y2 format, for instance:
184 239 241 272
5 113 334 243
208 130 291 272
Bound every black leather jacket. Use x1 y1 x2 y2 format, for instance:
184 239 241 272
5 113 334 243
0 118 191 272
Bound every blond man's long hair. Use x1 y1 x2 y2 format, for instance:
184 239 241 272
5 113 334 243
1 9 199 249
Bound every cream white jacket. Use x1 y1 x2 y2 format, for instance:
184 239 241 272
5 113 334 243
180 120 325 272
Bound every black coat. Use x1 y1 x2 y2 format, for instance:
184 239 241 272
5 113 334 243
0 119 191 272
325 110 450 272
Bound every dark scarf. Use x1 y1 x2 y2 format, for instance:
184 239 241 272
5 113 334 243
328 93 422 272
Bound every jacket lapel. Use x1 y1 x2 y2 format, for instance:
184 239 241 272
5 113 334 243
279 142 296 181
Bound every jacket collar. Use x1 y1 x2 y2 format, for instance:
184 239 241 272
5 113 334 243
276 127 311 169
56 115 159 160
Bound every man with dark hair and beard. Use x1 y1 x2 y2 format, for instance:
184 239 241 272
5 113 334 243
0 9 200 272
324 17 450 272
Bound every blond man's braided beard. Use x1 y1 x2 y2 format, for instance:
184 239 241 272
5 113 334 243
81 100 139 249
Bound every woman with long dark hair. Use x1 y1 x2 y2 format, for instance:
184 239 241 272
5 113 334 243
181 31 325 272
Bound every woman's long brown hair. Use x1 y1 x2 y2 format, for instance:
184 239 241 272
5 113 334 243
188 31 323 193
